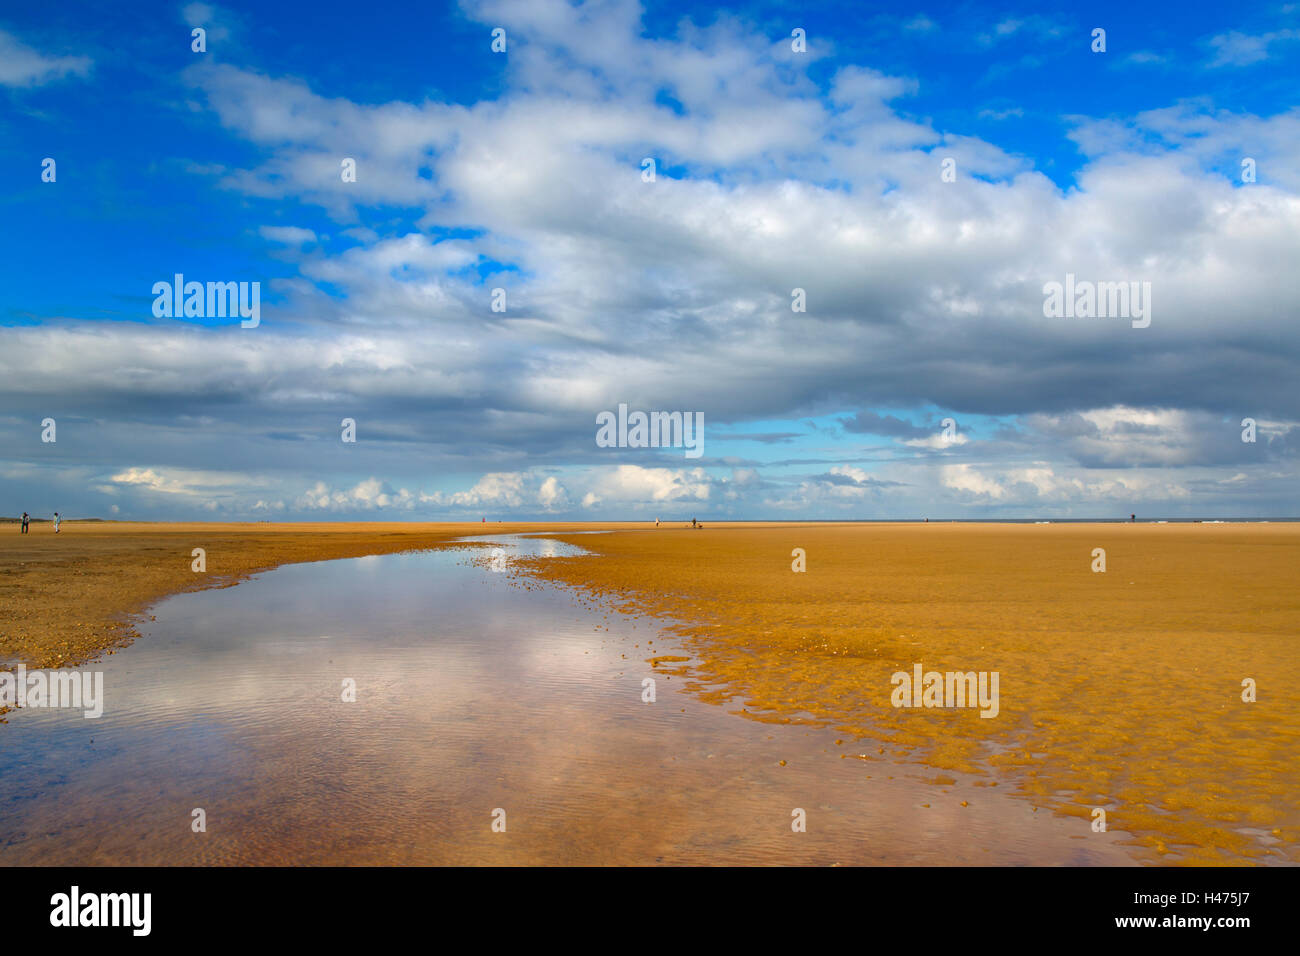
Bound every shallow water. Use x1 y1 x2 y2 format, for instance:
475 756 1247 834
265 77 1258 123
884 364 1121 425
0 536 1139 865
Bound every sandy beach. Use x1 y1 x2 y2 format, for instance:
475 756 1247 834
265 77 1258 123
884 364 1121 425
521 521 1300 865
0 520 634 671
2 519 1296 865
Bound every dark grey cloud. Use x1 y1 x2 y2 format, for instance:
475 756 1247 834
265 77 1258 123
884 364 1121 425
840 411 932 438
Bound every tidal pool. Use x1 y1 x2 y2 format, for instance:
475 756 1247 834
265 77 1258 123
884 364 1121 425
0 536 1138 865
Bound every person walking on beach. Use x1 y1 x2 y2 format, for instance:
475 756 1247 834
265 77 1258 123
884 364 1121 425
53 512 60 533
21 512 29 534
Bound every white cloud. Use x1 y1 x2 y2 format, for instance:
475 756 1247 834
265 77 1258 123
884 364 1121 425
905 433 970 450
0 30 91 87
296 478 418 511
537 475 569 510
109 466 250 496
1208 29 1300 67
940 462 1191 505
434 472 526 509
584 465 713 504
259 225 317 245
1 1 1297 520
941 464 1008 499
182 2 232 43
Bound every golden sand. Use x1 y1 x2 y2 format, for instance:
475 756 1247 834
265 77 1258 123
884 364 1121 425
2 519 1295 864
519 521 1300 865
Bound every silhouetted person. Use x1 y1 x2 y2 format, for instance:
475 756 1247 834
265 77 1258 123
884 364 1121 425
21 512 29 534
691 517 697 528
53 512 61 533
1131 513 1135 523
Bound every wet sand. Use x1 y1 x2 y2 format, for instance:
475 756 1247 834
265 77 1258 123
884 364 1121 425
0 540 1139 866
519 522 1300 865
2 519 1296 865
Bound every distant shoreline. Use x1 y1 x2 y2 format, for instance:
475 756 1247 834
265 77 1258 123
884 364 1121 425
4 515 1298 524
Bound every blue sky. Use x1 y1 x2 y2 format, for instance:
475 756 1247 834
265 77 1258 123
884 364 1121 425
1 0 1298 519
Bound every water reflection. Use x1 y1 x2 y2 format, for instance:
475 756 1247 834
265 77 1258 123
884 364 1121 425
0 537 1138 865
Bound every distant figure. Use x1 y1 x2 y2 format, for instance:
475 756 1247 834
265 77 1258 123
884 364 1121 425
655 517 660 527
691 517 697 528
924 517 928 523
53 512 61 533
21 512 30 533
482 516 486 523
1131 513 1136 523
